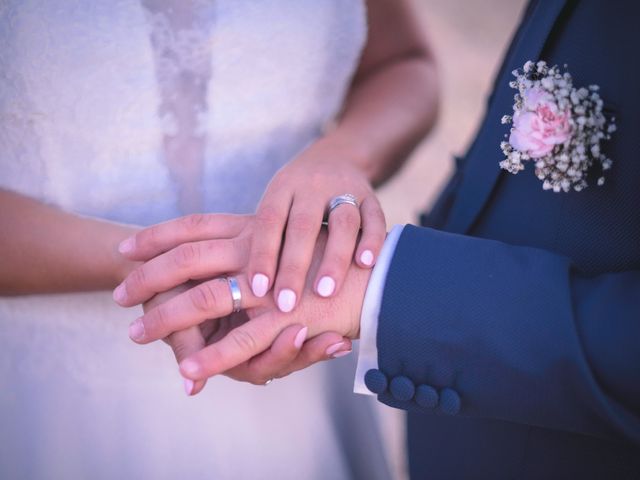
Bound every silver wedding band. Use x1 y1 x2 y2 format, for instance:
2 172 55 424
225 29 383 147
328 193 359 214
227 276 242 313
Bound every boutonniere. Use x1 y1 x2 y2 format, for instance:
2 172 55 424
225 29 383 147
499 61 616 192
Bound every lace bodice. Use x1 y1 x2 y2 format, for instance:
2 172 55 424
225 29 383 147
0 0 367 224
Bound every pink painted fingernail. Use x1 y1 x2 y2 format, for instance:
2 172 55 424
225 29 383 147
252 273 269 298
180 359 200 377
277 289 296 313
128 319 145 341
294 327 308 349
325 341 346 356
118 237 135 255
332 349 352 359
112 283 127 304
360 250 374 266
317 276 336 297
183 378 195 396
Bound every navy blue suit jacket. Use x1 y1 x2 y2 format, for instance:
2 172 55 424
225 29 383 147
364 0 640 478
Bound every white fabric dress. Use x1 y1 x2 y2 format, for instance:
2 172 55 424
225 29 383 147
0 1 392 478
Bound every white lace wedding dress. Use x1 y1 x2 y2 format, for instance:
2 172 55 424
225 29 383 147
0 1 392 478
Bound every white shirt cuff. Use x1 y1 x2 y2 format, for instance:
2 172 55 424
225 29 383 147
353 224 405 395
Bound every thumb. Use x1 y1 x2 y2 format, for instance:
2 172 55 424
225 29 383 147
167 326 208 396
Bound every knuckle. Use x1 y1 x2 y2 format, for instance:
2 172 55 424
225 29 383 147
233 234 251 252
143 225 161 249
373 230 387 245
279 262 303 277
172 243 200 269
171 342 190 361
309 172 329 189
229 328 259 354
288 212 317 235
129 266 147 291
363 225 387 247
328 251 352 270
332 209 361 231
257 205 283 229
147 306 169 336
252 248 277 269
189 282 221 313
227 237 247 261
181 213 208 232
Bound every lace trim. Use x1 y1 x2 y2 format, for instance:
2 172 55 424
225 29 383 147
143 0 215 214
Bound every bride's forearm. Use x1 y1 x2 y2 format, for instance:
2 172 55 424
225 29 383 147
321 0 439 186
0 189 139 295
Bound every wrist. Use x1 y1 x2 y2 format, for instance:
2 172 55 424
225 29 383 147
309 132 375 180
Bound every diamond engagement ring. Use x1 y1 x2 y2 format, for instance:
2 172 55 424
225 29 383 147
227 276 242 313
328 193 359 214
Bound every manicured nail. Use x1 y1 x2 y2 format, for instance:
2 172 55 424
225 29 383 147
332 349 352 359
294 327 308 349
325 341 346 356
277 289 296 313
252 273 269 298
128 319 145 341
180 359 200 377
112 283 127 304
316 276 336 297
183 378 195 396
118 237 135 255
360 250 374 266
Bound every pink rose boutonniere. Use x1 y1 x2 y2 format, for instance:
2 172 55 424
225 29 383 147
500 61 616 192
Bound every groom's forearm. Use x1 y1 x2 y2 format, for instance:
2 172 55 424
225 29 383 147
367 225 640 444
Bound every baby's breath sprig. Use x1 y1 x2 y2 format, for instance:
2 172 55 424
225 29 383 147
500 60 615 193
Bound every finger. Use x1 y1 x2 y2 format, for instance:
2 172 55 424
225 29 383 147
166 327 208 396
224 324 308 384
272 196 324 312
128 275 257 344
313 201 361 298
355 196 386 268
114 238 245 307
179 312 286 381
248 191 292 299
118 214 248 261
278 333 353 378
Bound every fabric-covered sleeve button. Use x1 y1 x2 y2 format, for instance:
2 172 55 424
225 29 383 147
415 384 439 409
364 369 388 394
389 376 415 401
439 388 461 415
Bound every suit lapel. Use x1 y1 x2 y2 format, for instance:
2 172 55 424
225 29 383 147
445 0 569 234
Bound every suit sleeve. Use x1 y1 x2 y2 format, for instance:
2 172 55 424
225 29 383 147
366 224 640 445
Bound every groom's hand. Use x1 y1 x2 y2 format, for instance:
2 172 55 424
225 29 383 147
175 256 367 384
139 277 355 391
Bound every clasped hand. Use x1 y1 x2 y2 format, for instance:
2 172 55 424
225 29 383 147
114 214 372 395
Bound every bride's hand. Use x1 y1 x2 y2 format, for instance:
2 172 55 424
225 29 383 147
246 139 385 312
116 215 357 390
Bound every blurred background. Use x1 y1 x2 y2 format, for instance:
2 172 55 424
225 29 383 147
377 1 528 478
379 0 528 225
